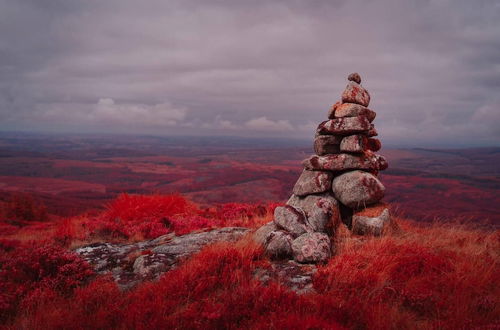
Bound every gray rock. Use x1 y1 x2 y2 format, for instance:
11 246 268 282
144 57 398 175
273 205 310 237
75 227 250 289
352 208 391 236
341 81 371 107
340 134 367 153
265 231 293 259
293 169 333 196
287 193 340 235
314 135 341 156
302 151 388 172
317 116 371 135
327 101 342 119
331 170 385 208
348 72 362 84
292 232 332 264
334 103 376 122
253 221 277 245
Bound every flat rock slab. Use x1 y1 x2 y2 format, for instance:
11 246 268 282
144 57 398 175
293 169 333 196
333 103 376 122
332 170 385 208
317 116 371 135
341 81 371 107
253 260 317 294
302 152 388 172
75 227 250 290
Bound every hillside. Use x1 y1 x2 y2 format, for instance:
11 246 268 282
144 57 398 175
0 194 498 329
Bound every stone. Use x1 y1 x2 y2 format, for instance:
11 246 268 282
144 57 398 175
253 221 277 245
293 169 333 196
264 231 293 259
340 134 367 153
273 205 310 237
334 103 376 122
348 72 361 84
302 151 388 172
75 227 250 289
287 193 340 235
341 81 370 107
352 204 391 236
366 138 381 152
317 116 371 135
327 101 342 119
367 124 378 137
292 232 332 264
314 135 341 155
332 170 385 208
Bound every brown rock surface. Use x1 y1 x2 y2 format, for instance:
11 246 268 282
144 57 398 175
340 134 367 153
302 151 388 172
348 72 361 84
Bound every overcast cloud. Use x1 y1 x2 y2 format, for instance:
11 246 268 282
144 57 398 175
0 0 499 146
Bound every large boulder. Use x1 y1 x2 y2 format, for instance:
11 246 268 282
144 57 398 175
264 231 293 259
331 170 385 208
333 103 376 122
314 135 341 156
292 232 332 264
317 116 371 135
287 193 340 234
293 169 333 196
352 204 391 236
341 81 370 107
302 151 388 172
273 205 310 237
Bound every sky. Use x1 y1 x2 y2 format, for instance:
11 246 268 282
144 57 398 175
0 0 499 147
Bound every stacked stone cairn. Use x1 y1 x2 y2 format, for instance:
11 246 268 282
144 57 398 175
254 73 391 264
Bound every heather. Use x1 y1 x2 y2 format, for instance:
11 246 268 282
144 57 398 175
0 194 498 329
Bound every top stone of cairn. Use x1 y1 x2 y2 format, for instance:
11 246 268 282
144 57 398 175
347 72 361 84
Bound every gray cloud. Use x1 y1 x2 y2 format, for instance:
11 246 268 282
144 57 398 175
0 0 499 146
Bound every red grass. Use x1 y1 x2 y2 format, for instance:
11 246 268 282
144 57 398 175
1 195 498 329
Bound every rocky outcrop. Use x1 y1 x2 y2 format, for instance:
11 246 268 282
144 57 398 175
254 73 392 264
75 227 250 290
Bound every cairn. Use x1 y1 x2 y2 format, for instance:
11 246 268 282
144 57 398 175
254 73 391 263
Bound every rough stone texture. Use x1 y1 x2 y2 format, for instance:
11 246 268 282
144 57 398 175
367 124 378 137
293 169 333 196
75 227 250 290
253 221 277 245
341 81 370 107
332 170 385 208
348 72 362 84
314 135 341 155
334 103 376 122
327 101 342 119
352 206 391 236
317 116 371 135
287 193 340 235
340 134 367 153
302 151 388 172
273 205 310 237
253 261 317 294
264 231 293 259
366 138 381 152
292 232 332 264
